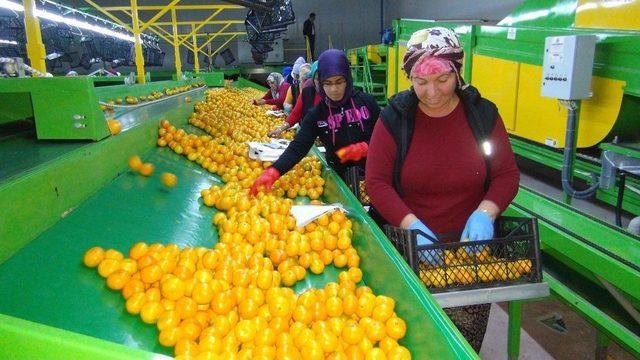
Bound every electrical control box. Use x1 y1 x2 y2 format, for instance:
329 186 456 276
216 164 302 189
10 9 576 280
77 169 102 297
541 35 596 100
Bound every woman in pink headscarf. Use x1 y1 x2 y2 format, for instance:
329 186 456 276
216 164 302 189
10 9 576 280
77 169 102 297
366 27 520 352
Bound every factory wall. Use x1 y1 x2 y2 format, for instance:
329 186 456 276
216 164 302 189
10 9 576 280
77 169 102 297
385 0 524 24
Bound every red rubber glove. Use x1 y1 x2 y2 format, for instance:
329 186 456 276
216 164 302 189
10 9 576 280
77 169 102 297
249 167 281 196
336 142 368 163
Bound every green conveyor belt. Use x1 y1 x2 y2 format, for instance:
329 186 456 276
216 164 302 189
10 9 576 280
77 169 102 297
0 84 476 359
0 135 360 357
0 147 220 355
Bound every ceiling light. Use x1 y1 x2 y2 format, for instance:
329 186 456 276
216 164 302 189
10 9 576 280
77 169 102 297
0 0 136 42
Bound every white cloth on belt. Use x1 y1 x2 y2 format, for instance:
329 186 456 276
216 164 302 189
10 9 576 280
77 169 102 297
247 139 291 162
290 204 347 228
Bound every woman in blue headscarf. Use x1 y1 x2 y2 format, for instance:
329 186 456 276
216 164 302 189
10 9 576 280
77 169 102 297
251 49 381 195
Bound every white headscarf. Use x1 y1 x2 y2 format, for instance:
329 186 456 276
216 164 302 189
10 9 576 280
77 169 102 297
291 56 306 76
266 72 284 98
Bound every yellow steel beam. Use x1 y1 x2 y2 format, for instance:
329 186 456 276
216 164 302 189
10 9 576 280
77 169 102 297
149 22 178 45
122 9 196 50
83 0 134 32
139 0 181 32
206 41 212 71
153 20 243 26
103 5 243 11
147 23 174 46
22 0 47 73
171 8 182 79
210 34 237 58
197 23 232 52
177 8 224 46
180 32 244 39
130 0 146 84
191 23 199 73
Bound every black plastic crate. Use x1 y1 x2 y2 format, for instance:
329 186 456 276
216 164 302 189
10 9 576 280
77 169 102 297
384 216 542 293
345 166 370 206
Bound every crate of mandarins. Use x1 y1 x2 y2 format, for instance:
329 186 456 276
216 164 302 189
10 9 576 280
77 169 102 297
345 166 370 206
384 216 542 293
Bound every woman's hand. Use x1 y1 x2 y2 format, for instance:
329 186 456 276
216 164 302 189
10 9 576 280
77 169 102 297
460 200 499 241
249 167 281 196
268 123 290 138
336 142 368 163
400 214 438 245
253 99 266 106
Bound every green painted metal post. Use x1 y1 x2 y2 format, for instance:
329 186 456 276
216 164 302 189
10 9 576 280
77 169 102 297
394 19 400 95
595 331 611 360
507 301 523 360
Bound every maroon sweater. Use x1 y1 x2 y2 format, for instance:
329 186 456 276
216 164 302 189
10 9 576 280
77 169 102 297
262 82 291 109
365 101 520 240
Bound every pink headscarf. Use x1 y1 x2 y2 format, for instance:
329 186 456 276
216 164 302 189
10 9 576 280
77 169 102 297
402 27 466 88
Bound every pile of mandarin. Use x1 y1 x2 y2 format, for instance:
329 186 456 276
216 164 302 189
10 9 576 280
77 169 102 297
156 88 324 199
83 88 411 359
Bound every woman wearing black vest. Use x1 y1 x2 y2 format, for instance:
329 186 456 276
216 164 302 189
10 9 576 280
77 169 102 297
365 27 520 352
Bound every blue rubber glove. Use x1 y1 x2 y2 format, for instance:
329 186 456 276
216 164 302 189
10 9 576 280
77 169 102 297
461 210 495 241
408 220 437 246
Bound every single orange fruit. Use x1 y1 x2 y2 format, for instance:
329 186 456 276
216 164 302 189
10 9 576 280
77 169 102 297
83 246 105 268
387 346 412 360
104 249 124 260
106 270 131 290
107 119 121 135
385 317 407 340
157 310 181 331
161 276 185 301
125 292 146 315
140 264 162 284
341 320 365 345
140 301 164 324
128 156 142 171
121 278 145 299
158 326 183 347
161 172 178 187
97 258 120 278
139 162 155 177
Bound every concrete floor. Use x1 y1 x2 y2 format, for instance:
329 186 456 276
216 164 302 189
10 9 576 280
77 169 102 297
480 301 635 360
476 160 637 360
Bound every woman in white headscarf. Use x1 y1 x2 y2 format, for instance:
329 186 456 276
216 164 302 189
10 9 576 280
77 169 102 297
283 63 311 114
252 72 291 110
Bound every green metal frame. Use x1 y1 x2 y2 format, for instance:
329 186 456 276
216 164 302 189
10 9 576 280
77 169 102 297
90 76 127 87
601 142 640 159
0 77 205 141
0 314 157 360
192 71 225 87
348 45 389 105
0 77 109 140
505 185 640 356
94 78 204 103
511 137 640 215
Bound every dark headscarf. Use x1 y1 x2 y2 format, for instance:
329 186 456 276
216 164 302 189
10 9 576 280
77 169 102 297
281 66 293 84
317 49 353 108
